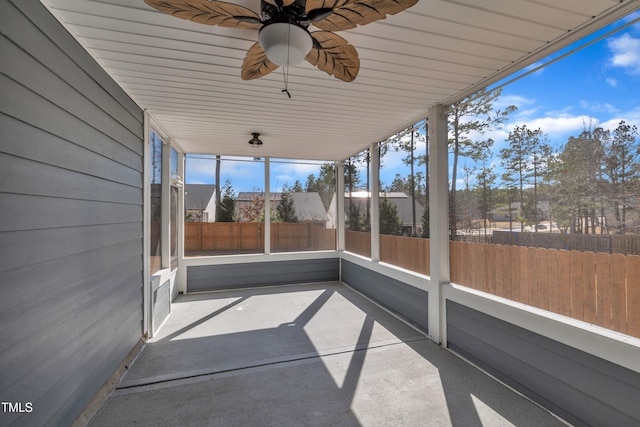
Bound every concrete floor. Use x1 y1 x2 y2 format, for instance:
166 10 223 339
89 282 566 426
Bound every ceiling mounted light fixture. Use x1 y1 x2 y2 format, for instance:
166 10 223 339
259 22 312 67
248 133 263 147
145 0 418 82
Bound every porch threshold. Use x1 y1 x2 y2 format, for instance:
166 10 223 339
89 282 565 426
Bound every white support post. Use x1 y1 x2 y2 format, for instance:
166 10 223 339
264 157 271 255
142 111 151 337
161 138 171 270
337 161 345 252
428 104 450 345
177 150 187 294
370 144 380 262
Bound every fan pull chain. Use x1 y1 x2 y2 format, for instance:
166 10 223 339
282 65 291 98
282 19 292 98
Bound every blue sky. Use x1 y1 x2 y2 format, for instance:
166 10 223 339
187 11 640 192
484 12 640 152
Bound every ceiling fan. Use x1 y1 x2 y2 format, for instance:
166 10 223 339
144 0 418 82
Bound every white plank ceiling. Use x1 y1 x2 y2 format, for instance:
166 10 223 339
40 0 638 160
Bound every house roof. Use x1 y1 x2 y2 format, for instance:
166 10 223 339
346 192 425 227
39 1 639 161
347 192 408 199
184 184 216 210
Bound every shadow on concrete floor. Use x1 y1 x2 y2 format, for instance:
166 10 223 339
89 282 565 426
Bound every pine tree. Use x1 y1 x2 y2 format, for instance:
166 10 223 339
448 88 517 236
379 197 403 235
276 185 298 223
217 179 236 222
547 122 607 234
305 163 336 210
500 125 534 231
603 120 639 234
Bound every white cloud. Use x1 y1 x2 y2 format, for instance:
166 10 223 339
271 161 321 178
579 100 620 114
512 115 598 136
494 94 535 110
606 77 618 87
599 108 640 132
608 33 640 75
514 107 542 119
185 157 217 179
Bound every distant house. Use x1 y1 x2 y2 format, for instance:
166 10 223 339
185 184 216 222
236 192 329 225
329 192 425 235
489 201 550 222
601 199 640 234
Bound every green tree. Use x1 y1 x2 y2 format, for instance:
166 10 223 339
528 128 552 231
217 179 236 222
456 165 480 233
475 159 497 236
383 120 430 237
603 120 639 234
292 180 304 192
500 125 541 231
346 202 366 231
448 88 517 236
379 197 402 235
388 174 407 192
547 123 605 234
345 158 365 230
421 205 430 238
214 155 221 221
276 184 298 222
305 163 336 210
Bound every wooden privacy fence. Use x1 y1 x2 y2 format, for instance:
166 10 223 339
185 222 263 252
380 234 430 275
270 222 336 251
493 231 640 255
345 230 371 258
450 242 640 339
185 222 336 253
344 231 431 275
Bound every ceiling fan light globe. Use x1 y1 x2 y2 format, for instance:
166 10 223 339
258 23 312 66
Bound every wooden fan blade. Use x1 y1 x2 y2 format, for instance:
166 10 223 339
241 42 279 80
145 0 262 29
306 0 418 31
305 31 359 82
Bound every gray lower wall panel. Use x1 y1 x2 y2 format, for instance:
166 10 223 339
447 301 640 427
0 1 144 426
187 258 339 292
154 280 171 334
340 260 428 333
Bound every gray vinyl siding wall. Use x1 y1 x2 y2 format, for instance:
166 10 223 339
447 301 640 427
0 1 144 426
340 260 428 333
187 258 339 292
